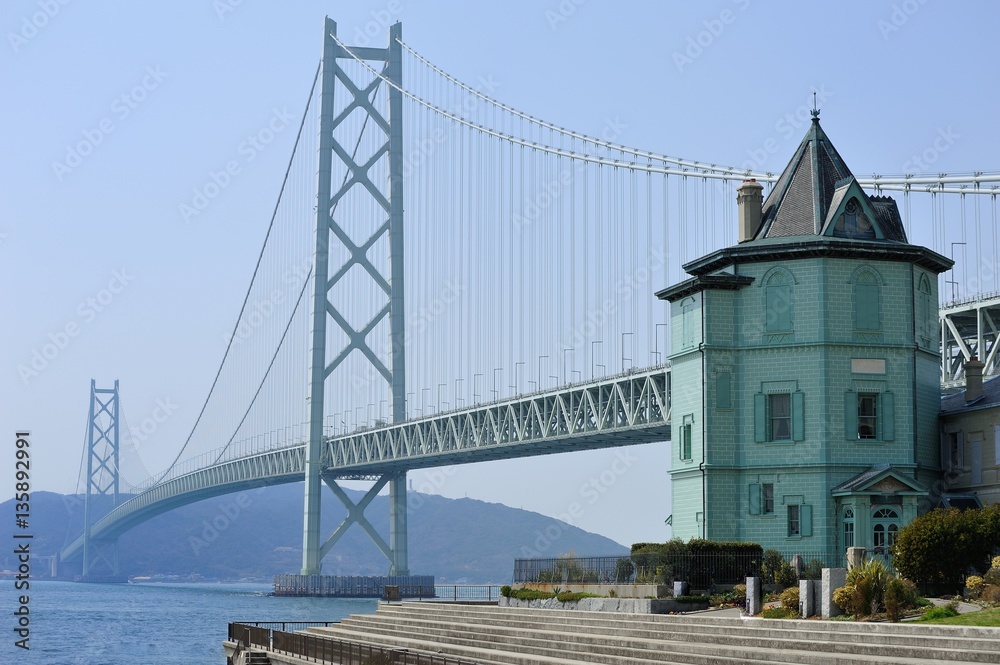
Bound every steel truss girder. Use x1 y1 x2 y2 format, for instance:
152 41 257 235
324 368 671 475
60 368 670 565
941 294 1000 387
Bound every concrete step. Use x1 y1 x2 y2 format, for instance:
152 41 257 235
333 611 1000 665
316 622 793 665
377 603 1000 657
390 601 1000 641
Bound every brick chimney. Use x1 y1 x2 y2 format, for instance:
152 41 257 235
966 356 984 402
737 179 764 243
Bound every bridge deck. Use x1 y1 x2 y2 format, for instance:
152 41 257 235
61 367 670 561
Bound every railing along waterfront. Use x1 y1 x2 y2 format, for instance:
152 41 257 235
422 585 503 602
229 622 483 664
513 551 846 588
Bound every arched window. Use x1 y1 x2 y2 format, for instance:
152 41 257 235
681 297 696 348
764 269 793 332
872 507 899 553
917 274 933 346
834 199 876 239
843 508 855 548
853 268 882 331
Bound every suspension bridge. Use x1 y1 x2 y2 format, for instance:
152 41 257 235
60 18 1000 581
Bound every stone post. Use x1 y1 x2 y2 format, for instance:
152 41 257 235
746 576 762 616
790 554 804 578
798 579 814 617
846 547 866 570
821 568 847 619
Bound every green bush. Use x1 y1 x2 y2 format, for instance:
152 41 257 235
732 583 747 604
780 586 800 611
500 585 512 598
556 591 600 602
801 559 825 581
507 588 555 601
614 557 635 583
832 584 859 617
920 605 959 621
884 577 919 622
775 561 798 589
892 505 1000 594
845 558 890 617
761 550 785 585
966 575 986 597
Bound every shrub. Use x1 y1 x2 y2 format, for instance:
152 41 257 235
556 591 599 602
966 575 986 597
500 585 512 598
760 606 797 619
761 550 784 585
780 586 800 611
884 577 919 623
508 588 555 601
920 605 959 621
732 583 747 605
993 555 1000 571
846 558 890 617
776 561 798 589
801 559 825 581
832 585 859 616
981 585 1000 605
614 557 635 583
985 568 1000 586
893 505 1000 594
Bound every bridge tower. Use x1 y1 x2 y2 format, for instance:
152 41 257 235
82 379 122 579
302 18 408 575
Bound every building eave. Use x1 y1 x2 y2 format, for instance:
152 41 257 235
656 274 755 303
682 238 953 277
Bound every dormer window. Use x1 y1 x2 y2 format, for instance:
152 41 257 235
834 200 875 239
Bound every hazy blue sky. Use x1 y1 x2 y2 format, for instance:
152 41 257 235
4 1 999 549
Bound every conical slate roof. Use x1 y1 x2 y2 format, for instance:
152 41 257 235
754 117 907 243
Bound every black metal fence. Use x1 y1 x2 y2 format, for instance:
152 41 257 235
229 622 483 664
424 585 503 602
513 551 846 588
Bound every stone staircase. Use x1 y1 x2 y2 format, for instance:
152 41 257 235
304 601 1000 665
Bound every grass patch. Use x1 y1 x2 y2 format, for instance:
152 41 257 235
917 606 1000 626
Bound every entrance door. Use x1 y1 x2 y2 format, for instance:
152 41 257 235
872 507 900 561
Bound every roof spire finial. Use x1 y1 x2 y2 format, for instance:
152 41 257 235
810 91 820 122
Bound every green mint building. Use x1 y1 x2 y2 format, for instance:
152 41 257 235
657 115 952 556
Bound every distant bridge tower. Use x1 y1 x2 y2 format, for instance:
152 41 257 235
302 18 408 575
82 379 121 579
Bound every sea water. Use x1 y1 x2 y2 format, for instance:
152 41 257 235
2 580 378 665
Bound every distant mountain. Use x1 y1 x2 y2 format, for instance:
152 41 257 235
1 485 626 583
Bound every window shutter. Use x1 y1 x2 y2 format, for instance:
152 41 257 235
882 392 894 441
716 372 732 409
748 484 760 515
856 283 880 329
844 391 857 439
801 504 813 536
958 431 965 467
754 393 767 442
792 392 805 441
